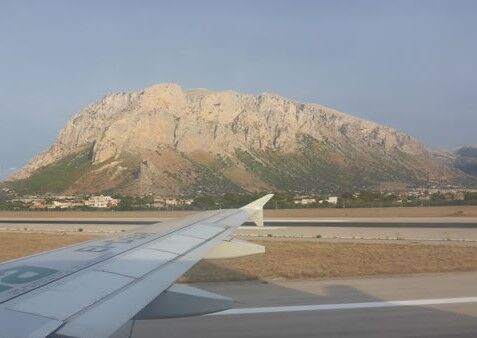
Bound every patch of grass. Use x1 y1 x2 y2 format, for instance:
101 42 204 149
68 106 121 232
234 134 434 193
184 154 243 194
235 136 355 192
10 147 93 194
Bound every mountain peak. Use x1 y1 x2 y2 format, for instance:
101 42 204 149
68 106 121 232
143 82 183 95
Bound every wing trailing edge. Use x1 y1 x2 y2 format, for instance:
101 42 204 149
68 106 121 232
205 238 265 259
134 284 232 320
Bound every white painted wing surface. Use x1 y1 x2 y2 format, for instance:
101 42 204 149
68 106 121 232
0 194 273 338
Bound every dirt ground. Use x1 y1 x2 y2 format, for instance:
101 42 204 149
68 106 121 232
2 232 477 282
2 205 477 219
0 232 96 263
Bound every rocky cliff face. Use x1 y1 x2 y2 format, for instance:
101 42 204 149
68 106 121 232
8 83 465 195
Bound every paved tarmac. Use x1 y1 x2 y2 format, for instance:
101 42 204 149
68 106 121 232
2 217 477 241
236 225 477 242
132 272 477 337
2 216 477 227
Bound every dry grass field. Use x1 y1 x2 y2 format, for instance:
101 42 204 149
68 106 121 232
0 232 96 263
2 232 477 282
264 205 477 218
181 240 477 282
0 210 196 219
2 205 477 219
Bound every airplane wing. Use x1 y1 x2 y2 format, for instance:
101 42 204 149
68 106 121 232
0 194 273 338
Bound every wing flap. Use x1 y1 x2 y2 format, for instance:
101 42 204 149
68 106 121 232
0 308 62 338
147 234 205 254
10 271 132 321
134 284 232 319
97 249 177 278
178 222 224 239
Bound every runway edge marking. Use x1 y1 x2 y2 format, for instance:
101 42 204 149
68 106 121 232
209 296 477 316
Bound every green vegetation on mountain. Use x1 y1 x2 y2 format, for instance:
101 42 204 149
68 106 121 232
8 148 93 194
186 154 243 194
455 146 477 176
235 135 425 193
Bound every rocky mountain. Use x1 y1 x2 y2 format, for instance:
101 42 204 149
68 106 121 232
6 83 470 195
454 146 477 176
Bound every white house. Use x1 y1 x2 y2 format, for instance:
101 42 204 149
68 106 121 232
85 195 119 208
326 196 338 204
294 198 316 205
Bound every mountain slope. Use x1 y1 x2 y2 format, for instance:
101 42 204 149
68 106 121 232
7 83 466 195
454 146 477 176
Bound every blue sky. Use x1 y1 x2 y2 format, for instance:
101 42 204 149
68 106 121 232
1 0 476 178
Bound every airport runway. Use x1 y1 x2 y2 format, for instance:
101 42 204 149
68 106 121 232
132 272 477 337
2 217 477 228
3 217 477 242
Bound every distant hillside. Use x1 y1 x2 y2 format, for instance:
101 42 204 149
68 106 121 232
454 146 477 176
6 83 471 195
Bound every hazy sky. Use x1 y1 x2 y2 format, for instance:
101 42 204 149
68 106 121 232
1 0 476 178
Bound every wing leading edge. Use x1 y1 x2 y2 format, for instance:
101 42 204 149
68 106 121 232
0 194 273 338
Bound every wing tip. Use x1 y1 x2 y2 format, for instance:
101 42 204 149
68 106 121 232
241 194 274 210
241 194 274 227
